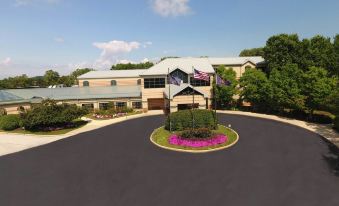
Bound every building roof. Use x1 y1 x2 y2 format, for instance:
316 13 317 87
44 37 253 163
78 69 146 79
0 86 141 105
207 56 265 66
164 84 208 99
141 58 215 76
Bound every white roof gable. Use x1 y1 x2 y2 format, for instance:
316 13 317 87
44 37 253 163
78 69 145 79
208 56 265 66
141 58 215 76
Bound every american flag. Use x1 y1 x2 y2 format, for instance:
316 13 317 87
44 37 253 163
193 68 210 81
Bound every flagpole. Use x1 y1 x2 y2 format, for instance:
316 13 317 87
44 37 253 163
214 72 217 128
168 68 171 132
192 66 195 129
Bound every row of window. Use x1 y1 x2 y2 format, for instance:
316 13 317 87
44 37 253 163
83 79 142 87
82 101 142 110
82 77 210 88
143 77 210 88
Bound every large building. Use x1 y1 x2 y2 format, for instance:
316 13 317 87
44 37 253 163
0 57 264 114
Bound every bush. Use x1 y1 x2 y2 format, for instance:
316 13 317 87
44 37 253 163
0 108 6 116
165 109 216 131
21 99 88 130
334 117 339 132
0 115 21 131
180 128 213 139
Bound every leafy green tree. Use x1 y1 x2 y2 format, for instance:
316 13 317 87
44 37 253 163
302 67 337 115
269 64 305 111
333 34 339 76
308 35 336 75
43 70 60 86
263 34 303 71
239 68 272 111
111 62 154 70
239 48 264 57
160 56 179 61
213 65 238 108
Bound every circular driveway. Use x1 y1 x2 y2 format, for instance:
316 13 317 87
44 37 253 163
0 114 339 206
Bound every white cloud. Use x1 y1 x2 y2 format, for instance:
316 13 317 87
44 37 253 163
54 37 64 43
151 0 192 17
0 57 12 66
93 40 141 69
143 41 153 48
14 0 60 7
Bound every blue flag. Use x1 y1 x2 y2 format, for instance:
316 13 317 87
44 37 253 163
169 75 181 86
216 74 231 86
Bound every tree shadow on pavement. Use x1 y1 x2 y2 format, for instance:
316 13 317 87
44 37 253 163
323 140 339 177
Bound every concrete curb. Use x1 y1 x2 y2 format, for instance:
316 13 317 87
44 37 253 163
149 125 239 154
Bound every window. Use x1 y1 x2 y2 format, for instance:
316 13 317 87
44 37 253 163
115 102 126 109
82 103 94 110
83 81 89 87
137 79 141 85
111 80 117 86
190 77 210 87
132 101 142 109
169 69 188 83
144 78 165 88
99 103 109 110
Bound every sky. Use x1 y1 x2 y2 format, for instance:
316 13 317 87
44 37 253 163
0 0 338 78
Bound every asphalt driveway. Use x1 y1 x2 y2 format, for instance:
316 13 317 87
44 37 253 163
0 114 339 206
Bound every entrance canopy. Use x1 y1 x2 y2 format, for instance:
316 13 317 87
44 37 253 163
164 84 208 100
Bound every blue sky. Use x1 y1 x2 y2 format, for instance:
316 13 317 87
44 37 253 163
0 0 338 78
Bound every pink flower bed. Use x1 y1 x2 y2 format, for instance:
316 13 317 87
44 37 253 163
168 134 227 148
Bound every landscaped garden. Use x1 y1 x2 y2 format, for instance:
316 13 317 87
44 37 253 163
150 109 238 153
0 100 88 135
88 103 142 120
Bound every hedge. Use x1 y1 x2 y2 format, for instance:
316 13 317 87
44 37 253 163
21 100 88 130
165 109 216 131
0 115 21 131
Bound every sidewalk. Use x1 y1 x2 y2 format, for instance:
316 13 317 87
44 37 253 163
0 110 163 156
218 110 339 146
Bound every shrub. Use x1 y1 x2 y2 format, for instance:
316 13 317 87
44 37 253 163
21 99 88 130
118 107 133 113
334 117 339 132
165 109 216 131
0 108 6 116
180 128 213 139
0 114 21 131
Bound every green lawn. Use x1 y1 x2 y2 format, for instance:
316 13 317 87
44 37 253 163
151 125 238 151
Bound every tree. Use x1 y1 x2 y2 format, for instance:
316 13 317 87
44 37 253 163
308 35 336 75
43 70 60 86
239 68 272 111
239 48 264 57
263 34 303 71
111 62 154 70
213 65 238 108
269 64 305 111
333 34 339 76
302 67 337 115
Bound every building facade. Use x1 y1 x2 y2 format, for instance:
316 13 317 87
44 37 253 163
0 57 264 114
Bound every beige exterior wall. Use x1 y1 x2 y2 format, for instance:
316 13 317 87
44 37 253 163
212 62 256 79
78 77 141 87
0 103 31 114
